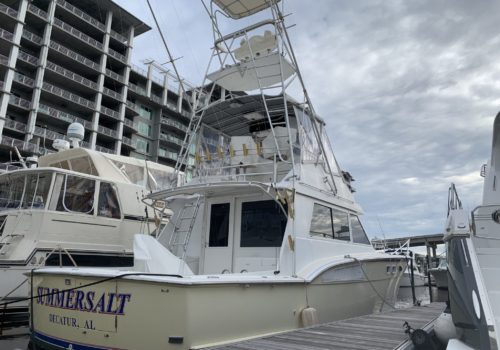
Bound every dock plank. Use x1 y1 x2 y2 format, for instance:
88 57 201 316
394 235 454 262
202 302 445 350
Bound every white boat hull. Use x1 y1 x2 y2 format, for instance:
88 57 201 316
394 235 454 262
31 259 404 350
399 271 426 287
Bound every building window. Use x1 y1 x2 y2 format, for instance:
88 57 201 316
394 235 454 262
136 138 150 154
139 105 152 120
137 121 151 137
209 203 230 247
240 200 287 247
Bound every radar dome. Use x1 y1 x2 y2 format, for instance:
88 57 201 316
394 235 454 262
67 123 84 148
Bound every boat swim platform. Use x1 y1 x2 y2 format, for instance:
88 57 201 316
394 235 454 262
202 302 445 350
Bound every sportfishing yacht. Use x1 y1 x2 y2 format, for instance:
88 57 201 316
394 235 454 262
0 124 174 325
29 1 407 349
439 113 500 349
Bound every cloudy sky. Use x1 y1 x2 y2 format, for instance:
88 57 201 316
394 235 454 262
115 0 497 238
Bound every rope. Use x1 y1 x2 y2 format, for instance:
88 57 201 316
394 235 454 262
0 271 182 309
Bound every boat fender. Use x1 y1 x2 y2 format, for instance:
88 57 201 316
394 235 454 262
403 321 435 349
300 307 319 327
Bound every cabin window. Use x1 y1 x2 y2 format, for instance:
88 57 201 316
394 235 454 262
111 160 144 186
209 203 230 247
240 200 286 247
56 175 95 214
21 173 52 209
97 182 121 219
310 203 333 238
69 157 97 176
0 174 24 209
332 208 350 241
351 215 370 244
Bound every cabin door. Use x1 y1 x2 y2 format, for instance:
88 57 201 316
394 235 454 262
202 198 234 274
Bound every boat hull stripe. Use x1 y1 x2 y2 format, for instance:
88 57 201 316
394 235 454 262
33 331 125 350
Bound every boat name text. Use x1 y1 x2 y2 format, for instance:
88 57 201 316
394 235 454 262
36 287 131 315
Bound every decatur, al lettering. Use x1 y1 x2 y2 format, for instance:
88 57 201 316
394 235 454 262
36 287 131 315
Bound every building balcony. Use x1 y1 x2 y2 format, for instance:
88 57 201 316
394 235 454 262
97 125 118 139
22 29 43 45
95 145 114 154
27 4 48 20
49 40 101 72
102 87 122 101
9 95 32 110
158 148 178 161
42 82 96 110
0 53 8 66
4 118 27 133
18 50 39 66
108 47 126 64
109 30 127 45
105 68 124 84
33 125 66 141
38 103 93 130
160 133 183 147
55 0 106 32
121 136 136 148
0 3 18 20
128 82 147 97
123 117 137 132
13 72 35 88
53 18 103 51
1 135 39 153
100 105 120 120
151 94 163 105
0 28 14 43
130 64 147 77
45 60 98 90
160 117 187 133
125 100 141 114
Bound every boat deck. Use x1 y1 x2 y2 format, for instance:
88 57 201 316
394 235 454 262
202 302 445 350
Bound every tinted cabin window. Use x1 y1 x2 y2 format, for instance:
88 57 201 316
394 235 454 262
240 200 287 247
332 208 350 241
57 175 95 214
209 203 230 247
351 215 370 244
310 203 333 238
98 182 121 219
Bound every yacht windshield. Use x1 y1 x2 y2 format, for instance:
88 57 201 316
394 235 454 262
0 172 52 210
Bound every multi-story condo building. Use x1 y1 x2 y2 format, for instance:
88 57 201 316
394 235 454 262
0 0 193 168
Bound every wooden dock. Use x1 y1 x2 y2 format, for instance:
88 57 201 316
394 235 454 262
203 302 445 350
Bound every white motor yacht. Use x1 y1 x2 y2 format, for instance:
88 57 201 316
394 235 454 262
29 1 407 349
0 125 174 329
399 254 426 288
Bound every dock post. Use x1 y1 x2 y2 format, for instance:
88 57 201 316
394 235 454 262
426 243 433 303
410 251 416 305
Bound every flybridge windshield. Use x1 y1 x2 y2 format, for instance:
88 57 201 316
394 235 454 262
191 103 341 181
109 160 170 191
0 172 52 210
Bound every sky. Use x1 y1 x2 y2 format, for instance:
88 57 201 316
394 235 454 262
115 0 498 239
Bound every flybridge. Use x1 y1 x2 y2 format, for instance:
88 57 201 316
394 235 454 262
36 287 132 316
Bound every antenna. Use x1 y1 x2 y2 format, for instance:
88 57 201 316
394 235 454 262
67 123 84 148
